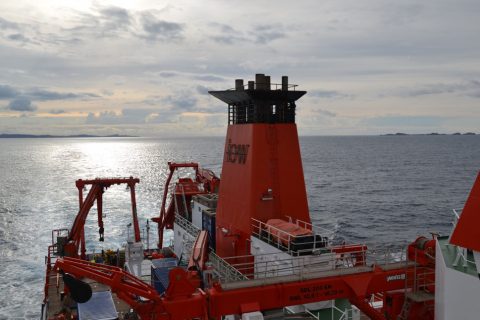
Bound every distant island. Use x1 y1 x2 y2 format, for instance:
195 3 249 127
383 132 476 136
0 133 136 138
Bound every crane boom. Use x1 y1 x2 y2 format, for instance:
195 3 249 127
64 177 141 259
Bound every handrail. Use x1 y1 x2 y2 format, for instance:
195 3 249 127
214 244 407 284
174 213 200 238
226 82 299 91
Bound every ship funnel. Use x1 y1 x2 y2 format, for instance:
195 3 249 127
209 74 309 258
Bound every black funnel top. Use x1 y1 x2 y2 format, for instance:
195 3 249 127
209 75 306 125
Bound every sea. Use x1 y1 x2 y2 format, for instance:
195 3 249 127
0 135 479 319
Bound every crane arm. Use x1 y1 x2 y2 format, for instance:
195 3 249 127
67 184 103 258
65 177 141 259
153 162 220 248
152 162 199 248
54 257 208 319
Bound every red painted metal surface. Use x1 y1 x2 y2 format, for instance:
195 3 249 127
450 172 480 251
54 255 433 320
66 177 140 259
215 124 311 258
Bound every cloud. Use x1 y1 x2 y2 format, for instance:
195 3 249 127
158 71 178 78
98 6 131 30
86 111 118 124
6 97 37 112
65 5 132 39
315 109 337 117
389 80 480 98
7 33 29 42
209 23 248 44
49 109 65 114
362 115 445 127
209 22 286 45
0 84 100 103
0 85 19 99
86 108 173 125
162 92 197 110
138 12 184 41
196 85 211 95
310 90 352 99
252 24 286 44
27 89 100 101
193 75 225 82
145 111 178 124
0 17 19 30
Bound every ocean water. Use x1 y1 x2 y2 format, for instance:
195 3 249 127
0 135 479 318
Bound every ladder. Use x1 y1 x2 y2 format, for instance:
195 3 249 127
397 298 412 320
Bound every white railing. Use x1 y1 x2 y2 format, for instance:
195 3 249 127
208 252 248 283
214 244 407 285
175 213 200 238
251 218 333 256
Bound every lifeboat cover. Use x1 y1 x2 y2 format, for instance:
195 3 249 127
266 219 312 246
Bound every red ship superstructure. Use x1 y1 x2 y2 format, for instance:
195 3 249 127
41 74 480 320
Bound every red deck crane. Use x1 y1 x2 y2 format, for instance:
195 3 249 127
63 177 141 259
152 162 220 248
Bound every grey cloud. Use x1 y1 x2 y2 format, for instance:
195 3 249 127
139 13 184 41
392 80 480 98
210 22 287 45
121 108 154 123
209 23 237 34
0 17 19 30
194 75 225 82
209 23 248 44
7 33 29 42
101 89 114 96
196 85 211 95
49 109 66 114
163 93 197 110
310 90 352 99
158 71 178 78
99 6 131 27
0 85 19 99
211 35 245 45
63 6 132 40
401 84 465 97
27 89 100 101
7 97 37 112
0 84 100 102
252 25 286 44
62 7 183 42
86 111 118 124
316 109 337 117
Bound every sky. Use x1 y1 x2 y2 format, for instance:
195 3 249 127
0 0 479 136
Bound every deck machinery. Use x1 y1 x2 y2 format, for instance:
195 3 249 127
42 74 454 320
